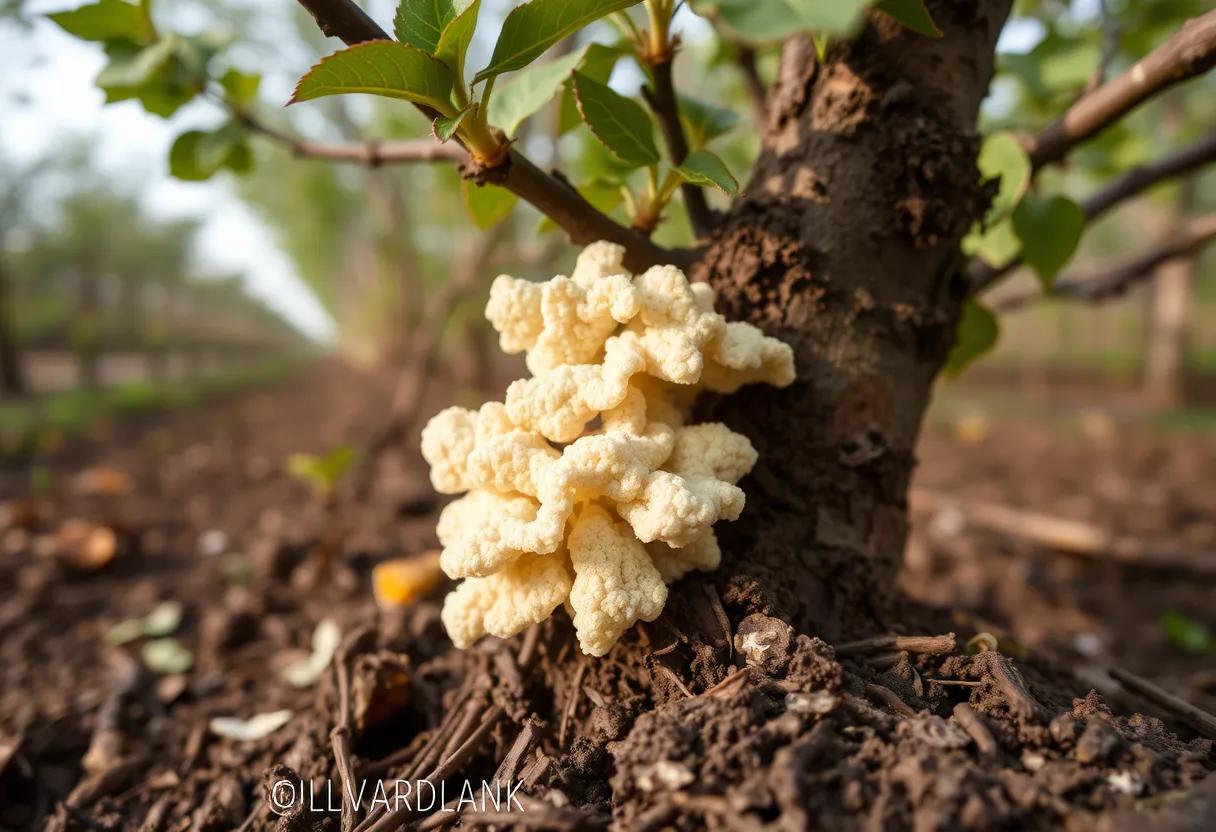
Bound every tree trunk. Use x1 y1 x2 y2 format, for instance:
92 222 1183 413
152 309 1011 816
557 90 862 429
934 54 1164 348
0 257 26 395
695 2 1011 636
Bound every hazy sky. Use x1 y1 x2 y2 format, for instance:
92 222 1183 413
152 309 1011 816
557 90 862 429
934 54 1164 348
3 1 337 340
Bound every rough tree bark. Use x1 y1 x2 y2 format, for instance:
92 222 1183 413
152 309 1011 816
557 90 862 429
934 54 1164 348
695 1 1012 636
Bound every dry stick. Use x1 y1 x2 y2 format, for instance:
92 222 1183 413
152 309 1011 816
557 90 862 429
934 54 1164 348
863 683 918 719
988 655 1044 721
911 487 1216 575
971 131 1216 293
1110 667 1216 739
642 58 715 239
997 213 1216 310
331 629 370 832
558 657 589 749
836 633 957 657
518 623 541 668
700 666 751 698
362 706 505 832
703 583 734 659
952 702 998 756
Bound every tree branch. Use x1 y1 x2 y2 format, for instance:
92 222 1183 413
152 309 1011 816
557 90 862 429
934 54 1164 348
1025 9 1216 172
234 109 465 164
643 58 716 239
735 47 768 131
969 129 1216 293
996 213 1216 311
290 0 693 272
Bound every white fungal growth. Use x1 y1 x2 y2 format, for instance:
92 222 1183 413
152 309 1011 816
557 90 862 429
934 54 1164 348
422 241 795 656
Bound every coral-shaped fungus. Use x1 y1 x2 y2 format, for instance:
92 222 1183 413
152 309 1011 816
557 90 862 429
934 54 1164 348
421 242 795 656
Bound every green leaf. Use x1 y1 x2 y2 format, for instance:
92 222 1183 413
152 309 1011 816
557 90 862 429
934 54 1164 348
977 130 1030 223
48 0 145 43
557 42 624 135
874 0 940 37
95 35 175 90
461 180 518 229
571 70 658 167
394 0 459 54
219 68 261 107
436 0 480 79
945 300 998 378
432 108 470 141
963 217 1019 268
1011 195 1084 291
286 445 356 495
290 41 455 116
673 150 739 195
488 47 587 138
690 0 867 42
678 95 741 148
474 0 642 83
141 638 193 674
1162 611 1213 655
168 124 247 181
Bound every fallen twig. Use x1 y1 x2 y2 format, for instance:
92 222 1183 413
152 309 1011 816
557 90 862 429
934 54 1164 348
1110 667 1216 739
952 702 999 756
911 488 1216 575
836 633 957 657
558 658 588 748
864 683 918 718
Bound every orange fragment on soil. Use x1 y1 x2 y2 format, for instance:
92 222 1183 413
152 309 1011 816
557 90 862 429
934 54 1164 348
372 550 444 608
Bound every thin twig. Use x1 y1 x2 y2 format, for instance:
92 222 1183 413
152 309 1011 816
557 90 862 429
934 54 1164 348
912 487 1216 574
970 131 1216 293
234 109 464 165
836 633 957 657
996 213 1216 310
735 46 769 129
1025 10 1216 172
952 702 998 756
642 58 716 238
559 657 588 748
864 682 918 718
1110 667 1216 739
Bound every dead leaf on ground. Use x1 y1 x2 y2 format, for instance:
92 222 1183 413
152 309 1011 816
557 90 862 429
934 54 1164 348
73 467 134 497
53 520 118 572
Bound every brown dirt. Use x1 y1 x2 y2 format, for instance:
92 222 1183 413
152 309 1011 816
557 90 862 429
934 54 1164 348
1 364 1213 831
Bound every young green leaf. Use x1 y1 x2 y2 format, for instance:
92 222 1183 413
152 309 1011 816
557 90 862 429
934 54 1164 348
395 0 459 54
571 71 659 167
1012 195 1084 291
290 41 455 116
433 108 470 141
557 42 624 135
977 130 1030 223
944 300 999 378
488 47 587 138
674 150 739 195
678 95 741 148
690 0 867 42
48 0 146 43
168 124 247 181
219 68 261 108
962 217 1019 268
474 0 641 83
461 180 519 229
95 35 175 90
436 0 480 79
874 0 941 37
1162 611 1213 655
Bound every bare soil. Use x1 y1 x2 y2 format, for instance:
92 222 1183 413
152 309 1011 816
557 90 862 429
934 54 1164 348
1 363 1213 831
